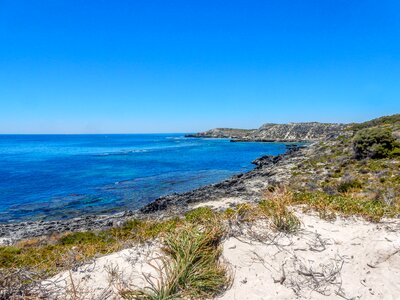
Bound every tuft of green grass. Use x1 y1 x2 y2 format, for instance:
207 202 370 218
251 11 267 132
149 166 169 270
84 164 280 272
263 203 301 233
59 231 114 245
121 223 230 300
184 206 216 224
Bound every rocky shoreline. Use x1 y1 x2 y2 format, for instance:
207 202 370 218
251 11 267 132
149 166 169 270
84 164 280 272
140 145 306 214
0 144 309 244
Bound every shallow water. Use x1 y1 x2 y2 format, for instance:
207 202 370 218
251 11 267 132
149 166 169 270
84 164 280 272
0 134 288 223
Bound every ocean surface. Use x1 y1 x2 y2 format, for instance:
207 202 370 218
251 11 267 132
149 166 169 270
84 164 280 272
0 134 288 223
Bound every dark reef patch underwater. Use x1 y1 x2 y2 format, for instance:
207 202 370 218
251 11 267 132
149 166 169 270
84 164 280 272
0 134 288 223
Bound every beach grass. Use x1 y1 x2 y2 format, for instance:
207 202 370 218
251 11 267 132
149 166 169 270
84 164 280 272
120 222 230 300
1 188 398 274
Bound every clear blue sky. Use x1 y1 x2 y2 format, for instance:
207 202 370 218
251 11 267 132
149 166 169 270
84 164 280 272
0 0 399 133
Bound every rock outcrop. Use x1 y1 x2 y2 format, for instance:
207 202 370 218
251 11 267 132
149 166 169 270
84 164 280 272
186 122 347 142
185 128 255 139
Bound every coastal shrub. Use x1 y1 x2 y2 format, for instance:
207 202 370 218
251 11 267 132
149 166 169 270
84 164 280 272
0 246 21 267
59 231 114 245
337 179 362 193
352 128 399 159
390 147 400 157
185 206 215 223
111 218 181 242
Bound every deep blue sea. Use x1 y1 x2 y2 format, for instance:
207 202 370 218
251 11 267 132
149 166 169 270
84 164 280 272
0 134 288 223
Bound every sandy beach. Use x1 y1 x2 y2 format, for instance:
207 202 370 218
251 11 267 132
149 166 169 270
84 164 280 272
40 207 400 299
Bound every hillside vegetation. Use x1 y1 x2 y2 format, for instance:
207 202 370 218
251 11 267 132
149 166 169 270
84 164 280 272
288 114 400 220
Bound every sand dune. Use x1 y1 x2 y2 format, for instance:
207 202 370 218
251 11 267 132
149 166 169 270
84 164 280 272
42 209 400 300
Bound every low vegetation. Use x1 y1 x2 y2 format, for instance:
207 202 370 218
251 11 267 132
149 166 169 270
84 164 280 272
0 193 305 299
121 223 230 300
0 218 182 274
350 113 400 130
291 191 398 222
2 114 400 298
259 189 301 233
290 114 400 213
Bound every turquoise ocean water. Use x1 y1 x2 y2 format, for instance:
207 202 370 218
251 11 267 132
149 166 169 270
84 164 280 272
0 134 288 223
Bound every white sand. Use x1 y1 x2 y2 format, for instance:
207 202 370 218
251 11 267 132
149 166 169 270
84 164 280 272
219 211 400 300
191 197 243 210
41 242 161 299
0 237 12 246
42 211 400 300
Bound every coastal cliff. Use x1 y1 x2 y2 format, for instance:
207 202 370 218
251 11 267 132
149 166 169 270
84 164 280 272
186 122 347 142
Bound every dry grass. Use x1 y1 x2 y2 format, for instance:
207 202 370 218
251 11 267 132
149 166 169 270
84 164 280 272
291 191 400 222
222 188 301 234
259 188 301 233
225 186 399 226
0 267 45 300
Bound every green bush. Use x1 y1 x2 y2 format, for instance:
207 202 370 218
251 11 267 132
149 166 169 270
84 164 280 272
0 247 22 267
59 231 113 245
337 179 362 193
390 147 400 157
185 206 215 223
353 128 399 159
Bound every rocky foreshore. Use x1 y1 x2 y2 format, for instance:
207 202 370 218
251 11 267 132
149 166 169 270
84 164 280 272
0 145 309 243
140 145 306 214
0 211 138 244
